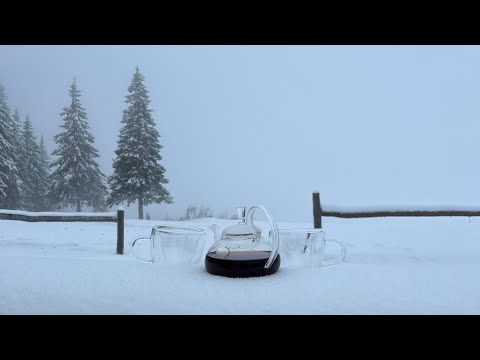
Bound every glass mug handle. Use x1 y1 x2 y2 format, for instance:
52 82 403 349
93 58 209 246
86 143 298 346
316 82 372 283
321 239 347 267
131 237 154 263
190 234 206 264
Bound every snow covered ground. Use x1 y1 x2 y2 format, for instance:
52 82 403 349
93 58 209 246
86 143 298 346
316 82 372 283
1 215 480 314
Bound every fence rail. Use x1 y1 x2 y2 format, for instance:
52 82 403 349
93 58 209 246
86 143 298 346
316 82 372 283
312 192 480 228
0 208 125 254
0 212 117 222
320 209 480 218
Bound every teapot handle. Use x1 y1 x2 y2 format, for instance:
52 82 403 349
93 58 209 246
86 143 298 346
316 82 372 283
246 205 279 269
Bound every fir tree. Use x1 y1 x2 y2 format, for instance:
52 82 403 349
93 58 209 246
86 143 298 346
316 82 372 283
12 109 22 144
19 115 42 211
37 135 51 211
108 67 172 219
12 110 24 208
0 84 22 209
48 79 107 212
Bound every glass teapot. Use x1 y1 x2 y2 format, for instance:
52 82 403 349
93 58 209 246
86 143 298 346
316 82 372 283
205 205 280 278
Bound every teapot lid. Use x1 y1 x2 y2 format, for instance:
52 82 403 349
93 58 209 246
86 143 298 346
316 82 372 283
222 207 260 240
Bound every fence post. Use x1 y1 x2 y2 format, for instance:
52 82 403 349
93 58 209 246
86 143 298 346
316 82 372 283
313 192 322 229
117 207 124 255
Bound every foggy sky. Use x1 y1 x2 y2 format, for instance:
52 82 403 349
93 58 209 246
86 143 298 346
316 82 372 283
0 45 479 222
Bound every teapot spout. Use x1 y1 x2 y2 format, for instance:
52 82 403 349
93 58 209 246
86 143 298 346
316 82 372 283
210 224 222 242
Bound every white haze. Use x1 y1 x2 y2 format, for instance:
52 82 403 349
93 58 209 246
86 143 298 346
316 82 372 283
0 45 479 222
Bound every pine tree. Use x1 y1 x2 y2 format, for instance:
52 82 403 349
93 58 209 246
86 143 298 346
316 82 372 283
108 67 172 219
48 79 107 212
37 135 51 211
11 109 24 209
0 87 9 199
12 109 22 144
0 84 22 209
19 115 43 211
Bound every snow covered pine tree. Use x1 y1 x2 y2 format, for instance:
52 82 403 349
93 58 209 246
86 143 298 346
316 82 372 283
0 84 22 209
19 115 44 211
48 79 107 212
108 67 172 219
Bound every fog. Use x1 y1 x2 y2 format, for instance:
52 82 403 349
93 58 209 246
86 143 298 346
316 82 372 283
1 45 479 222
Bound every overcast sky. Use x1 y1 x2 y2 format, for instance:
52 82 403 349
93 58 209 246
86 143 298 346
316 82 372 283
0 45 479 222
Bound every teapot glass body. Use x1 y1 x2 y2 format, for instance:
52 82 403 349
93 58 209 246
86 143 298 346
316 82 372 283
205 205 280 278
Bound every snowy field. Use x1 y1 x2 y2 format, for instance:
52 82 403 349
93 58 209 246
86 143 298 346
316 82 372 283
1 215 480 314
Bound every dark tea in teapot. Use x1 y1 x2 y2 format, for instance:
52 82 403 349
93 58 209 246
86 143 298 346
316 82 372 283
205 250 281 278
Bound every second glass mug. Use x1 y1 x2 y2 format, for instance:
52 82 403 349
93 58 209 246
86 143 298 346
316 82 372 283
270 228 347 268
131 225 207 265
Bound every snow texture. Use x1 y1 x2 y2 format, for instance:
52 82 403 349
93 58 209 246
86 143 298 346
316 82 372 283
1 216 480 314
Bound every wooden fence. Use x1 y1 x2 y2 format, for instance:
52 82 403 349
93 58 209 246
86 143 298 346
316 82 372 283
312 192 480 229
0 208 125 254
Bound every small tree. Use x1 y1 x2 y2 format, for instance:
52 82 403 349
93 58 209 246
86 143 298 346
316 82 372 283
182 205 198 220
197 204 214 218
48 79 107 212
108 67 172 219
181 204 214 220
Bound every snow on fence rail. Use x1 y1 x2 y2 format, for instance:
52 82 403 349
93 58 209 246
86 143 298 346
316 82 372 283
0 208 125 255
312 192 480 228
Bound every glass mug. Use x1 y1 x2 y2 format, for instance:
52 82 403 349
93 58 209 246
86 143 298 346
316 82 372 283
131 225 206 265
271 228 347 268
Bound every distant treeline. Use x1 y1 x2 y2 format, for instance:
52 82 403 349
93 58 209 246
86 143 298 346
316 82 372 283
0 67 171 219
150 204 238 222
